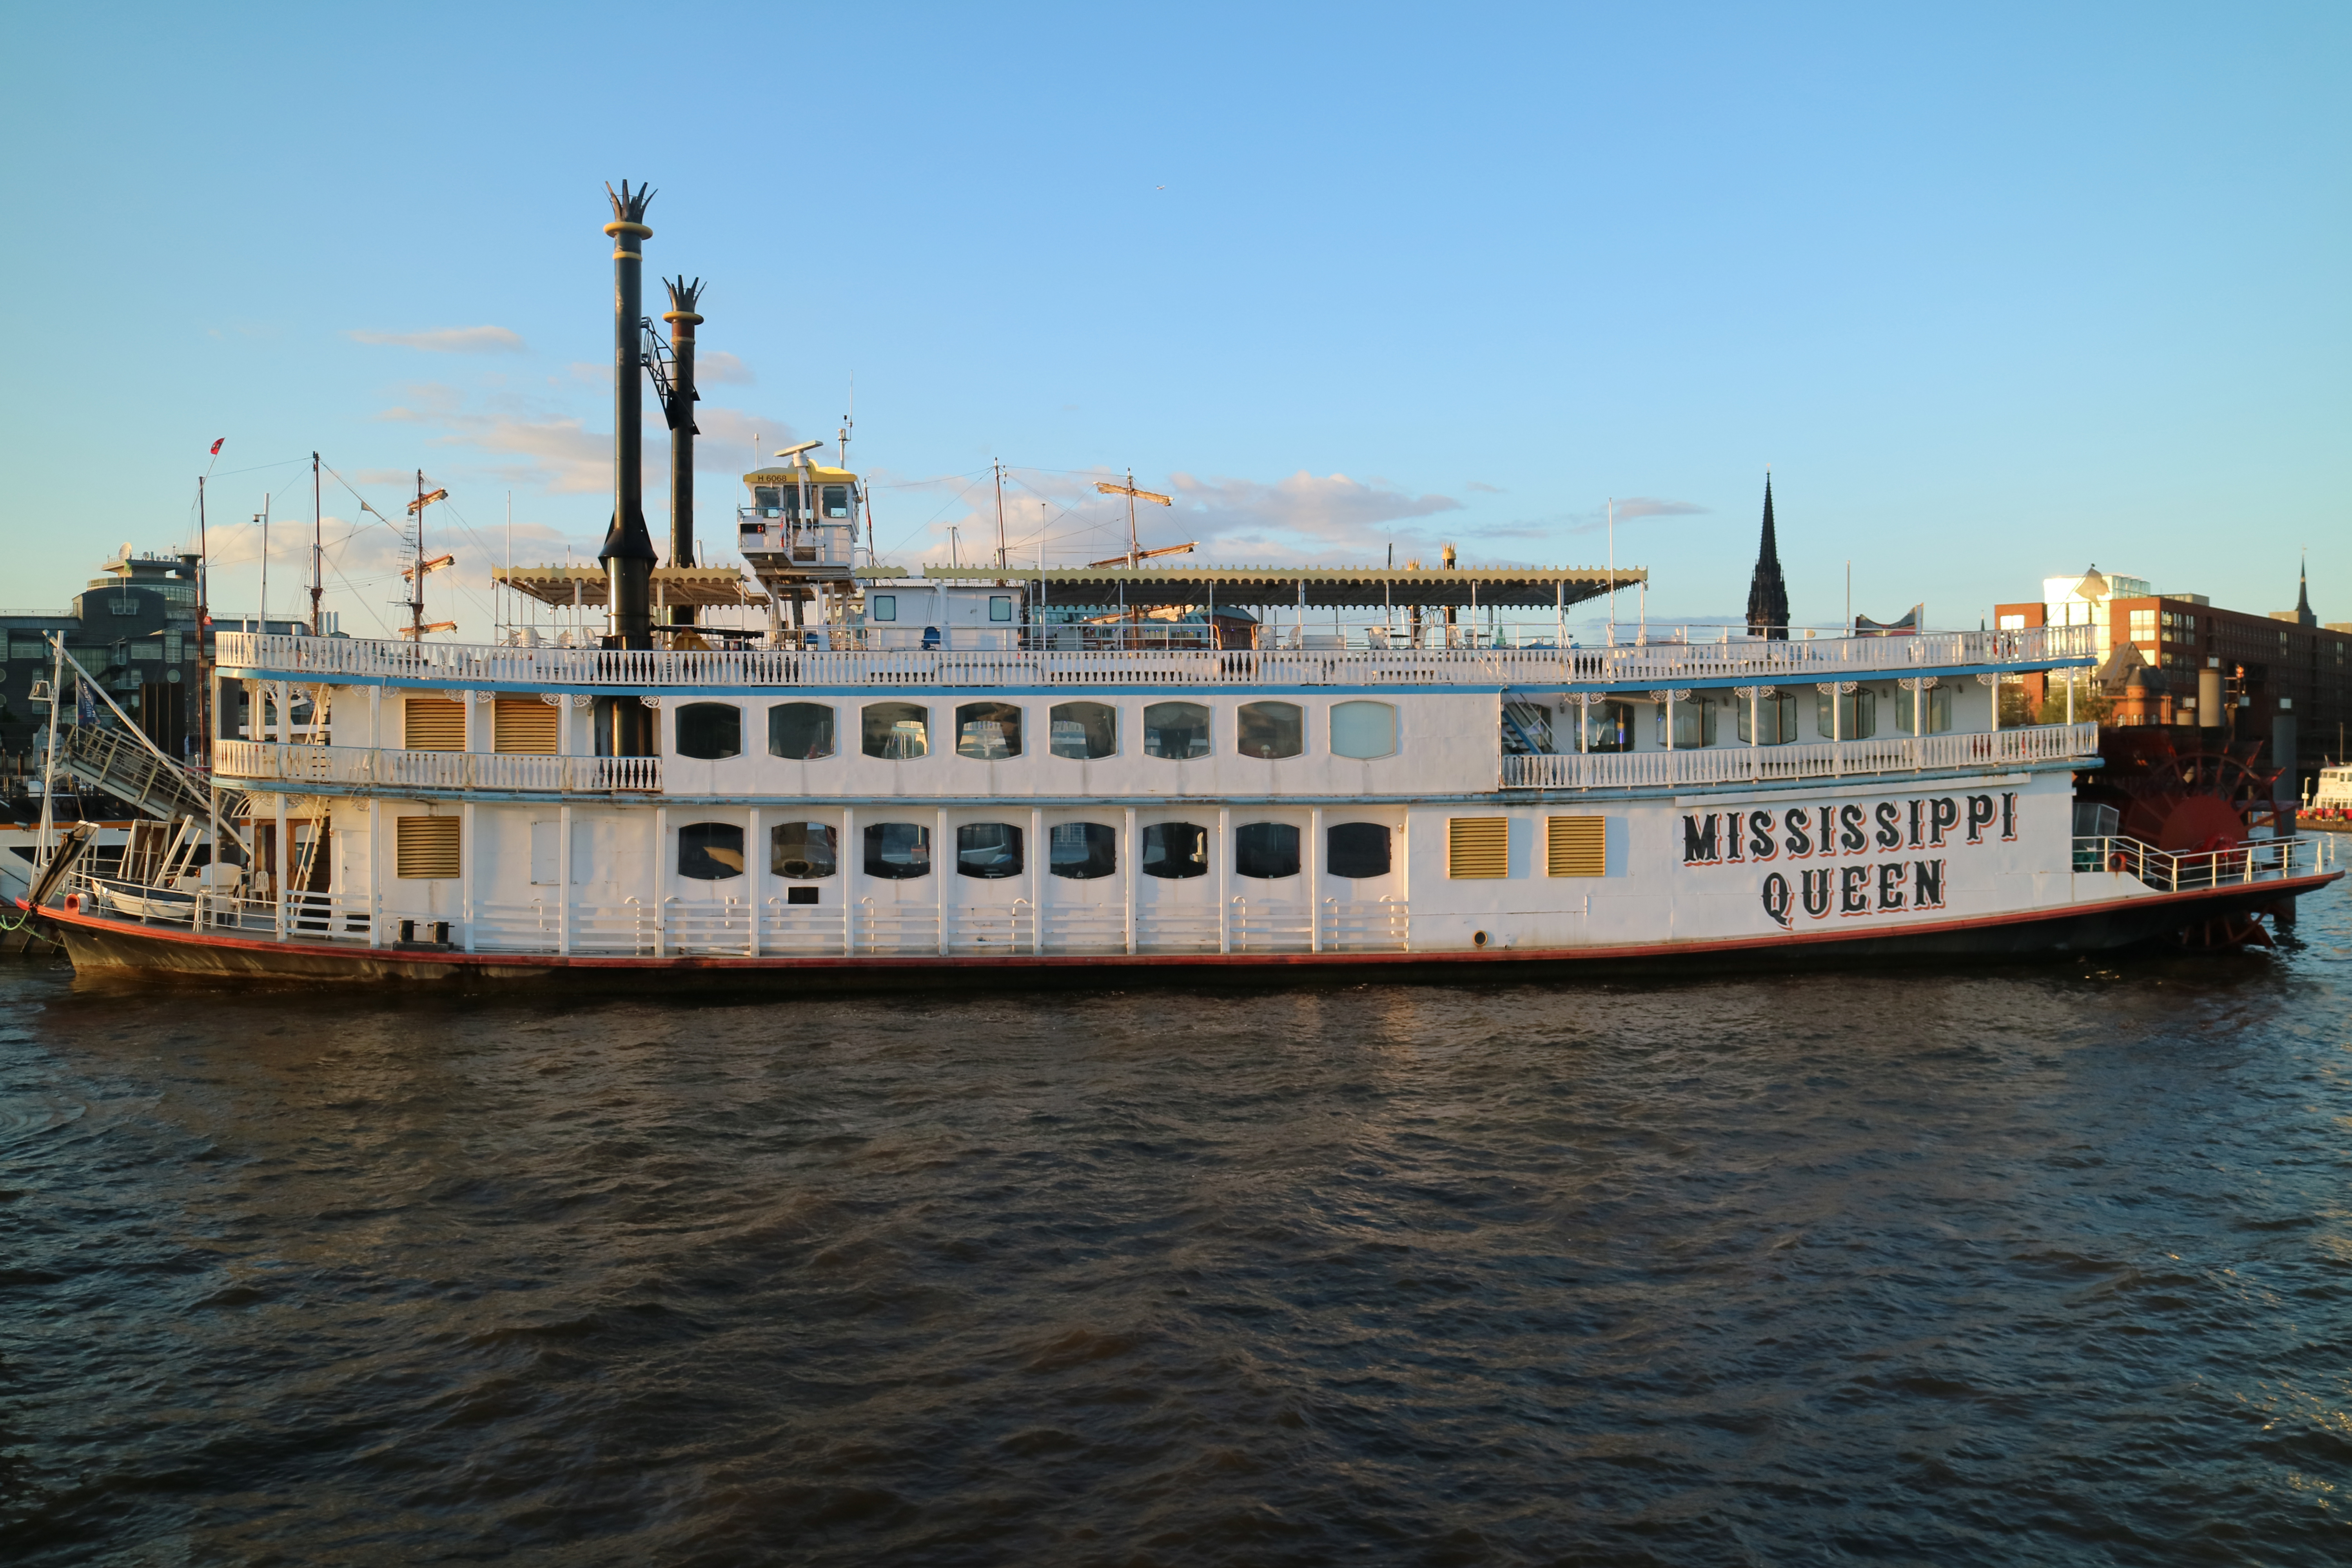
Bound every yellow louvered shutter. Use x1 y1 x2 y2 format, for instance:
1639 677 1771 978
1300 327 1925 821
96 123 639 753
1447 817 1509 878
493 697 558 754
395 816 461 879
1546 816 1606 877
403 698 466 751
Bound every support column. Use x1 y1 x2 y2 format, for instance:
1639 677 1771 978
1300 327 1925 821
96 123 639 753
1123 806 1138 956
840 805 856 955
746 804 761 956
460 800 476 952
936 807 950 955
1217 805 1232 954
1308 805 1323 954
274 791 289 940
652 803 668 957
557 802 572 955
367 798 383 947
1029 806 1044 955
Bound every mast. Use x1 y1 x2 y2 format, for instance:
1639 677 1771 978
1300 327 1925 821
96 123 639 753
195 471 209 771
310 452 324 635
410 470 427 641
258 497 270 634
993 461 1008 573
1126 468 1139 569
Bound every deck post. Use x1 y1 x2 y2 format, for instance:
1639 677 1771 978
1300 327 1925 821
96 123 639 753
1308 805 1322 953
653 803 668 958
460 800 476 951
746 804 761 956
367 798 383 947
936 806 949 955
1123 806 1138 956
1218 805 1232 954
274 791 289 940
557 803 572 956
1029 806 1044 955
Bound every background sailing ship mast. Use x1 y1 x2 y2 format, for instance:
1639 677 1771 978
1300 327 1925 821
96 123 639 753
402 471 453 639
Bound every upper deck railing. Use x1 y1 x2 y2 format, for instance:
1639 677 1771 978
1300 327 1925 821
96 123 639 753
216 625 2096 692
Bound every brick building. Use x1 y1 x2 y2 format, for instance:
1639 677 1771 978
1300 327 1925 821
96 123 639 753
1996 564 2352 802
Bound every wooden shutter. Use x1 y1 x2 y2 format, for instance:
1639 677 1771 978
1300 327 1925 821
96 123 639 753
1447 817 1508 878
494 697 558 754
1546 816 1606 877
403 698 466 751
395 816 461 879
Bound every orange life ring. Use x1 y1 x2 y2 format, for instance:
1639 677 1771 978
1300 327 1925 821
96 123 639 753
2107 852 2127 874
60 892 81 913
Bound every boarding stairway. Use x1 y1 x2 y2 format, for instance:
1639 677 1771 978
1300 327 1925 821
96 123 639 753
54 723 233 823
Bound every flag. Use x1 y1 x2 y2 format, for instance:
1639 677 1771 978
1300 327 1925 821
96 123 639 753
209 437 224 455
75 681 96 727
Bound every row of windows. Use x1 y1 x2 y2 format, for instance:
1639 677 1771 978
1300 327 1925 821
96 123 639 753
1566 687 1954 750
676 699 1401 762
674 820 1399 882
396 815 1608 881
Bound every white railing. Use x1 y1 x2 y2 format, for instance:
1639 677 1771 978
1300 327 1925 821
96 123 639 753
216 741 661 794
2074 833 2332 890
217 625 2095 692
1323 898 1411 953
1499 722 2100 789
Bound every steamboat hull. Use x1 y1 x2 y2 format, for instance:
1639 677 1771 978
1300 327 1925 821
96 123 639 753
31 871 2337 989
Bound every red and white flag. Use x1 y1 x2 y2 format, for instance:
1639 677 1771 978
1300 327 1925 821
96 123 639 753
209 437 224 455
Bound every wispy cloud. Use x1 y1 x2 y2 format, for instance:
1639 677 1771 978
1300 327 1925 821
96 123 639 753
1466 480 1506 494
348 325 528 354
371 382 797 496
1552 495 1712 535
698 350 754 385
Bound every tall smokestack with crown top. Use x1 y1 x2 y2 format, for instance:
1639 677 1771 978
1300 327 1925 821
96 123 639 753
600 180 657 753
662 276 705 626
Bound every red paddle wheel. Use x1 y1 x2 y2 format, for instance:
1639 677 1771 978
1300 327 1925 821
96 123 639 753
2087 730 2282 948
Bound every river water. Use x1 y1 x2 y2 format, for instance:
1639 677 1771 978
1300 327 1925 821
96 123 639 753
4 885 2350 1566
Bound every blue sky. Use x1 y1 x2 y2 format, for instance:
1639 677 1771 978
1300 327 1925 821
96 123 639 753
3 2 2344 637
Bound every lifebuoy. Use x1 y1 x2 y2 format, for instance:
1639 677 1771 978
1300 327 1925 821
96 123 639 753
2107 852 2127 874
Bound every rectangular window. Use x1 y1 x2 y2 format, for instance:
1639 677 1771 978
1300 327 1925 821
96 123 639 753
1996 614 2024 631
403 697 466 751
1546 817 1606 877
868 594 897 622
494 697 558 754
130 642 162 661
989 595 1013 622
7 639 47 661
2129 609 2155 641
530 820 560 884
1448 817 1508 878
395 816 461 878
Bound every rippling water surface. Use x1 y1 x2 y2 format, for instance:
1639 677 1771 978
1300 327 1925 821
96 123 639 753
5 886 2351 1565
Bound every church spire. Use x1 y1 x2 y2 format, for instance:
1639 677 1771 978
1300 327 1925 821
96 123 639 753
1746 472 1790 640
2295 554 2315 627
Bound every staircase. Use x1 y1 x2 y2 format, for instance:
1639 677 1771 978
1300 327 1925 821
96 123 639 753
1501 701 1554 757
55 724 244 826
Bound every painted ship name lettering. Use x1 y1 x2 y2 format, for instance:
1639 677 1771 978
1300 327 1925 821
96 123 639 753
1678 791 2016 930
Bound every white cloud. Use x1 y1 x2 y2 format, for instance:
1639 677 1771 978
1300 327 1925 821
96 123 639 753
697 350 754 385
347 325 528 354
1466 480 1506 494
370 383 798 496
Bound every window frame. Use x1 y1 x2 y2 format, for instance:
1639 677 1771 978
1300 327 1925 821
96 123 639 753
1328 700 1397 760
860 701 930 759
1236 701 1305 760
955 822 1025 879
954 701 1024 760
768 820 838 879
674 701 744 760
1047 821 1118 880
766 701 837 760
862 821 932 879
1142 701 1213 761
1048 701 1118 760
1140 820 1209 879
677 820 747 880
1325 821 1393 879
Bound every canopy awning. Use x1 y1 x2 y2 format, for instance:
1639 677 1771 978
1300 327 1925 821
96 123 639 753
493 565 766 609
915 564 1641 610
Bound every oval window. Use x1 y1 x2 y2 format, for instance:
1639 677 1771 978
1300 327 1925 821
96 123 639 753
1049 822 1117 879
1049 701 1117 759
1326 822 1392 878
1236 702 1303 759
1143 702 1211 760
1234 822 1300 878
1329 700 1396 759
769 821 837 879
863 822 931 878
1140 822 1208 879
768 702 835 759
861 702 928 759
956 702 1023 759
956 823 1024 878
679 822 746 880
675 702 741 760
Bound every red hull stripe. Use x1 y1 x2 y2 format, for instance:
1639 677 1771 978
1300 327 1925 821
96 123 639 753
24 871 2341 971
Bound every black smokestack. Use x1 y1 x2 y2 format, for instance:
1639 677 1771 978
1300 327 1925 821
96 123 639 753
662 276 705 625
599 179 657 755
